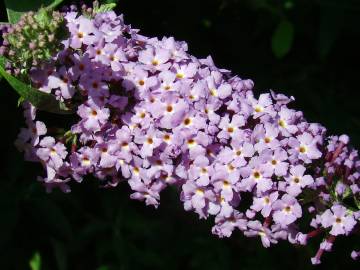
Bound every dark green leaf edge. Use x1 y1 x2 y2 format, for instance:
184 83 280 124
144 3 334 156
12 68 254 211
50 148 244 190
0 56 73 114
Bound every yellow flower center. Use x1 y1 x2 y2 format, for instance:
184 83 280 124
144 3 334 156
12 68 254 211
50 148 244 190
210 89 217 96
183 118 191 125
133 167 140 175
253 171 261 179
278 119 286 127
166 105 173 113
196 188 204 195
254 106 263 113
163 134 170 142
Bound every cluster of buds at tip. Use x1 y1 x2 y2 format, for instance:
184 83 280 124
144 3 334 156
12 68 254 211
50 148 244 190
0 8 67 80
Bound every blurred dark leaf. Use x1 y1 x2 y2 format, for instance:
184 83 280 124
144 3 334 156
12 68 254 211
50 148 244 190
28 198 73 240
318 6 344 58
0 184 19 249
284 0 294 10
104 0 120 5
4 0 63 24
97 266 109 270
272 20 294 58
51 239 67 270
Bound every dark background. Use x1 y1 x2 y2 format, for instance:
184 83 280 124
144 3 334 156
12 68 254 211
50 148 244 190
0 0 360 269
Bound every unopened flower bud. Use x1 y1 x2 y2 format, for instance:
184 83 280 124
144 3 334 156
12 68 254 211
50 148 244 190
29 42 36 50
48 34 55 42
339 134 350 144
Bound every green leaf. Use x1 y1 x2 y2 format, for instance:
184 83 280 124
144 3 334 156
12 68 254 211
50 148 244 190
94 3 117 14
17 96 25 107
46 0 64 10
355 196 360 210
0 56 73 114
29 252 41 270
342 186 352 199
271 20 294 59
4 0 63 24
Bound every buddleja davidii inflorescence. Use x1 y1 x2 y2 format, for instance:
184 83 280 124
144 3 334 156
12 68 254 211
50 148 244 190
1 1 359 265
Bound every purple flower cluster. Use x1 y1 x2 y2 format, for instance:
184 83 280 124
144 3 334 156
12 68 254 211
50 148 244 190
14 9 360 264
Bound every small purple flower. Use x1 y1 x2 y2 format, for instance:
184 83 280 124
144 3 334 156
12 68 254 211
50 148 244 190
138 46 171 71
70 146 99 181
265 148 288 176
288 132 322 163
36 136 67 169
128 178 165 208
320 205 356 236
239 157 273 194
248 93 273 118
189 156 213 186
285 165 314 197
69 54 93 80
212 211 247 238
218 114 245 141
251 191 278 217
20 120 47 147
218 139 254 168
244 220 277 248
68 16 98 49
48 67 75 99
80 73 109 98
351 250 360 260
276 107 298 136
77 99 110 132
171 62 198 80
181 180 216 218
134 127 162 158
156 70 179 92
206 75 232 100
273 194 302 227
253 123 280 152
38 175 71 193
128 66 158 95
